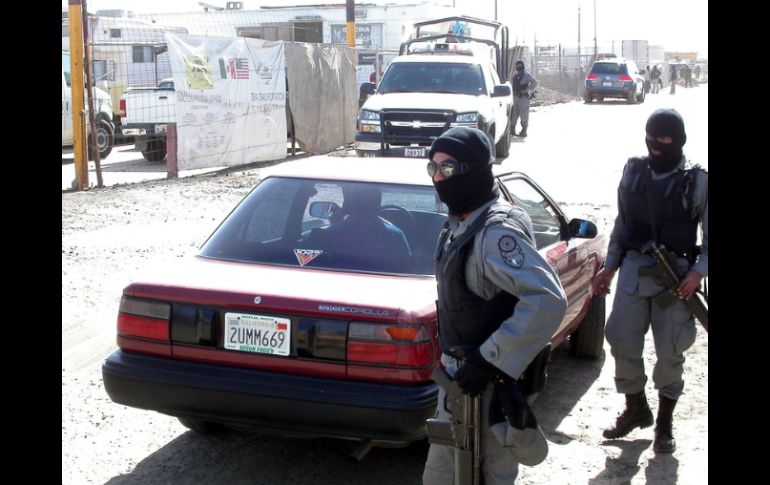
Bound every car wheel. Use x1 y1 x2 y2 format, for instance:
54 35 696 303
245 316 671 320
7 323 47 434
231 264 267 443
88 118 114 160
495 121 510 158
583 94 592 103
178 417 226 434
142 139 167 162
626 88 636 104
596 96 604 103
570 295 605 358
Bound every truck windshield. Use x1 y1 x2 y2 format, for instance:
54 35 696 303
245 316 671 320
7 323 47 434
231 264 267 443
378 62 485 95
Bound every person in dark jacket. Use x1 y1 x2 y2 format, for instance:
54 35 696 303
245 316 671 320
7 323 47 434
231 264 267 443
669 64 679 94
592 109 708 454
422 127 567 484
510 60 538 137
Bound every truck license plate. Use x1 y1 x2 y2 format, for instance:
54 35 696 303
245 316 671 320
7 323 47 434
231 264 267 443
404 147 426 158
224 313 291 356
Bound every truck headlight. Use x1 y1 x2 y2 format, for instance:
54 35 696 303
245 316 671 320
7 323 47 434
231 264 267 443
360 110 380 121
455 112 478 123
358 109 381 133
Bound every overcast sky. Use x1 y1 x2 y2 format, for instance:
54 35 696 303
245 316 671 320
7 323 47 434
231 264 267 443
63 0 708 57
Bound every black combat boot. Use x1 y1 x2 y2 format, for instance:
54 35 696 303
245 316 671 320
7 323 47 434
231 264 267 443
653 394 678 453
603 391 654 439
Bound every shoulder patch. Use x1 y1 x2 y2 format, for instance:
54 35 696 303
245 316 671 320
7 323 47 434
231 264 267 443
498 235 524 268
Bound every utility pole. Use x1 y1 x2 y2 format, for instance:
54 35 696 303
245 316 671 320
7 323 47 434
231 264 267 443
593 0 597 59
578 6 581 69
68 0 88 190
346 0 355 48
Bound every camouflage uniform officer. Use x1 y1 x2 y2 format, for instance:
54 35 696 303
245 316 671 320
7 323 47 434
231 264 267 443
593 109 708 454
423 127 567 484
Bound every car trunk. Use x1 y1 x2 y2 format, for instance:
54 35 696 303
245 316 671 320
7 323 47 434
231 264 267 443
118 256 439 383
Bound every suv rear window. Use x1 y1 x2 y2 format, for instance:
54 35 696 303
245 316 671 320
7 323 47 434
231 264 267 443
590 63 628 75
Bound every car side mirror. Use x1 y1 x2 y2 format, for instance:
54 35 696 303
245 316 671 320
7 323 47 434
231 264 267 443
492 84 511 97
360 82 376 96
309 201 341 219
568 218 598 239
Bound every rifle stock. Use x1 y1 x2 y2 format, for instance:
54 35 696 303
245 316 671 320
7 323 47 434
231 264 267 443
639 241 708 332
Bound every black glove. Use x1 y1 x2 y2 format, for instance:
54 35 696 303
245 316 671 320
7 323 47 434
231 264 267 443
453 349 499 396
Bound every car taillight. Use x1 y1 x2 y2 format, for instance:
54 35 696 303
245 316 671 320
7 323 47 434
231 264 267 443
618 75 633 81
347 322 434 368
586 73 598 80
119 99 126 118
117 295 170 342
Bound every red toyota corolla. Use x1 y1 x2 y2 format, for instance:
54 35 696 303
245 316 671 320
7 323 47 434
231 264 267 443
102 157 606 451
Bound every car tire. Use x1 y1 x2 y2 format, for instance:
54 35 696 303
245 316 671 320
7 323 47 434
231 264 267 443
495 121 510 158
178 417 226 434
626 89 636 104
583 94 592 103
596 96 604 103
142 139 167 162
570 295 605 358
88 118 114 160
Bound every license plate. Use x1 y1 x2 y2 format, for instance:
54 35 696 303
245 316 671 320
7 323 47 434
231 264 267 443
602 82 612 87
404 147 426 158
224 313 291 356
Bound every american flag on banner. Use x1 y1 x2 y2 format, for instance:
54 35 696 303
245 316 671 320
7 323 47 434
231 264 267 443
229 58 249 79
219 57 250 79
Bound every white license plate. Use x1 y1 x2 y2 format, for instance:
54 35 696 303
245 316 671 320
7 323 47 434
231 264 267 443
404 147 426 158
602 82 612 87
224 313 291 356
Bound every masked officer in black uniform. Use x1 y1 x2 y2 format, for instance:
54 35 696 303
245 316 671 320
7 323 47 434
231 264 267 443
592 109 708 454
422 127 567 484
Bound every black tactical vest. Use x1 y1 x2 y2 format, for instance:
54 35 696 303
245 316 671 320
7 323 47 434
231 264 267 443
617 157 701 256
435 204 524 353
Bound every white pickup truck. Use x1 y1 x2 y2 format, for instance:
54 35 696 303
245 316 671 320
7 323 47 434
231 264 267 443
355 16 513 159
119 78 176 161
62 51 115 159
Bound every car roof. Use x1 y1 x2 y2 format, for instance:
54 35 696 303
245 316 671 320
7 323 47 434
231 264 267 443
262 155 522 186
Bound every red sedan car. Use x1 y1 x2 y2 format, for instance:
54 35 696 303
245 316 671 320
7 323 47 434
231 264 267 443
102 157 606 451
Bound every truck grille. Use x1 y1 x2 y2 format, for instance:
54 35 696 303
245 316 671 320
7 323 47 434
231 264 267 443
382 110 453 145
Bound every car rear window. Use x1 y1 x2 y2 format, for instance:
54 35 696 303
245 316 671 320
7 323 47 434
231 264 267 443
199 177 448 275
590 63 628 75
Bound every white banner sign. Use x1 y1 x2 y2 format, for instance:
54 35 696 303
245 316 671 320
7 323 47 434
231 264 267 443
166 34 286 170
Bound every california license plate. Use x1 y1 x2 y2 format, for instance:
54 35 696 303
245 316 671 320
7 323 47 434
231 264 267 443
224 313 291 356
404 147 426 158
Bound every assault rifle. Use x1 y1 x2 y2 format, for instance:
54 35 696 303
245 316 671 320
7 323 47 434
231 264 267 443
639 241 708 332
425 350 482 485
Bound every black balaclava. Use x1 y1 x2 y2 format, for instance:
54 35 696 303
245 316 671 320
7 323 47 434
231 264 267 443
515 60 525 72
645 108 686 173
429 127 498 215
